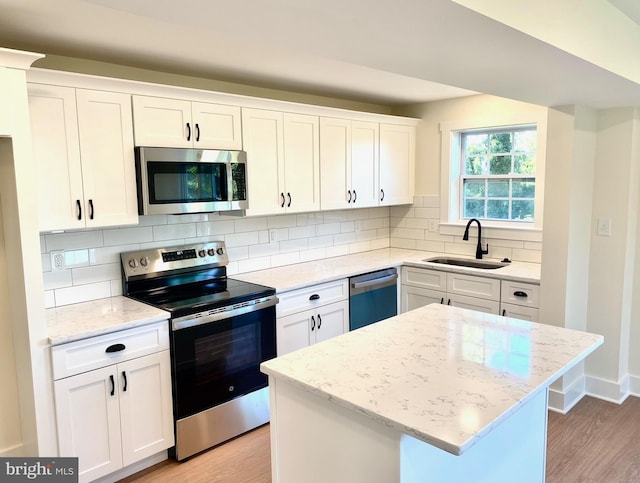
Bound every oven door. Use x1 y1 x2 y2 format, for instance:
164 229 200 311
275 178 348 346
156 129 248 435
170 303 276 420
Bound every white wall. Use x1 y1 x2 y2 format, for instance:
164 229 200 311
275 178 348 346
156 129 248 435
41 208 390 308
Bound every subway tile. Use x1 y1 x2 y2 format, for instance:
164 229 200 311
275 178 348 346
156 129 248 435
153 223 197 241
43 270 72 290
308 235 334 249
389 217 407 228
224 231 260 247
297 213 323 225
280 238 309 253
405 218 430 230
512 249 542 263
271 252 300 268
226 260 239 275
71 263 120 286
359 218 385 231
487 238 525 249
289 225 316 239
389 206 413 218
103 226 153 246
349 240 372 254
90 244 140 265
45 230 104 251
422 196 440 208
63 249 90 269
238 256 271 273
235 217 268 233
524 241 543 251
325 244 350 258
424 231 455 242
258 230 269 244
41 253 52 272
249 243 280 258
137 214 167 226
300 248 326 262
411 196 424 208
40 235 46 254
443 243 476 257
391 227 424 240
356 229 378 241
371 238 390 250
197 220 235 237
377 227 390 238
415 240 445 252
110 278 123 297
414 207 440 219
317 223 341 236
167 213 208 224
267 215 298 229
140 238 186 250
268 228 290 242
226 246 248 263
44 290 55 309
333 232 356 245
341 221 355 233
323 211 349 223
55 282 111 307
390 238 417 249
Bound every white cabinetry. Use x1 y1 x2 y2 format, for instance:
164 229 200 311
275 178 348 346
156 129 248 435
401 267 500 314
131 95 242 149
320 118 379 210
28 84 138 231
242 108 319 216
276 280 349 356
51 322 174 483
500 280 540 321
379 123 415 206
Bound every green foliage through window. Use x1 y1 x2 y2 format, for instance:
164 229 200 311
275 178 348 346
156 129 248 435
461 126 536 222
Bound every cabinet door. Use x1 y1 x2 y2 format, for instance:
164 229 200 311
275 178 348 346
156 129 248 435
314 300 349 344
501 303 539 321
379 123 415 206
447 294 500 314
242 108 285 216
54 367 122 483
119 351 174 467
76 89 138 228
350 121 379 208
192 102 242 150
402 267 447 291
28 84 85 231
131 95 192 147
446 273 501 300
401 285 445 313
277 311 312 356
283 113 320 213
319 117 350 210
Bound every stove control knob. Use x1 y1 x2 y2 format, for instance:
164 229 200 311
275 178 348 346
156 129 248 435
140 256 149 267
128 258 139 269
198 249 206 258
216 247 224 255
207 248 215 256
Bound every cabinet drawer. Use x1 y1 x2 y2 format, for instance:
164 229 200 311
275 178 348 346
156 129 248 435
402 267 447 291
501 281 540 308
447 273 500 301
276 279 348 318
448 294 500 314
501 303 539 322
51 321 169 380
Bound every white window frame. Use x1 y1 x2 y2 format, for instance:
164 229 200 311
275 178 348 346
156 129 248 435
439 112 546 242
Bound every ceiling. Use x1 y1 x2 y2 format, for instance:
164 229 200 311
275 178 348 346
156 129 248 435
0 0 639 108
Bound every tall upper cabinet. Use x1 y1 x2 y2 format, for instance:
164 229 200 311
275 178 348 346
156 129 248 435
320 118 379 210
132 95 242 150
379 123 416 206
28 84 138 231
242 108 320 216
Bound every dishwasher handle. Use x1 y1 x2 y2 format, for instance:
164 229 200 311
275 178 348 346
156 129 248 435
350 272 398 294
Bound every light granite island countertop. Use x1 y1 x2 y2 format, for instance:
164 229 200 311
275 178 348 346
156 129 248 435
261 304 603 483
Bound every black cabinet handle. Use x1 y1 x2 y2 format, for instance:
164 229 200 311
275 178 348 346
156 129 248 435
186 122 191 141
105 343 126 353
309 294 320 301
440 297 444 304
287 193 292 207
281 193 285 208
76 200 82 220
317 314 322 329
311 315 316 331
89 199 94 220
447 299 451 305
347 190 352 203
353 190 357 203
195 123 200 142
122 371 127 392
513 291 528 298
502 309 506 316
380 189 385 201
109 374 115 396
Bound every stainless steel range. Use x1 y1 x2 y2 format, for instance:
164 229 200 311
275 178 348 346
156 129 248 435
121 240 277 461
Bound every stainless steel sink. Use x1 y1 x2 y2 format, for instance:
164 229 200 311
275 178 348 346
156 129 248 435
423 256 508 270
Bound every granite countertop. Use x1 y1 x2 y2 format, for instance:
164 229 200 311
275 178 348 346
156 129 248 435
47 296 170 346
233 248 541 293
261 303 603 456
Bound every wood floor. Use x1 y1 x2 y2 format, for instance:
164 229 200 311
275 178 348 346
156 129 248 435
121 395 640 483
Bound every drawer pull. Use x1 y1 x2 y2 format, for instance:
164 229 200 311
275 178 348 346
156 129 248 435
502 309 506 316
513 291 528 298
317 314 322 329
311 315 316 331
106 343 126 353
109 374 115 396
122 371 128 392
309 294 320 301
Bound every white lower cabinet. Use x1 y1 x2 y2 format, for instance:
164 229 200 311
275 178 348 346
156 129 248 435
52 322 174 483
500 280 540 321
276 280 349 356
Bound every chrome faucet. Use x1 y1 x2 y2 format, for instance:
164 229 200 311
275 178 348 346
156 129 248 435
463 218 489 259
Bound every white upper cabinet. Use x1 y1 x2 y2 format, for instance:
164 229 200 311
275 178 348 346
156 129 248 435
132 95 242 150
320 118 379 210
379 123 415 206
28 84 138 231
242 108 319 216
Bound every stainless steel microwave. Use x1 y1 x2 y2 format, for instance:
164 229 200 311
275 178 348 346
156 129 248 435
135 147 248 215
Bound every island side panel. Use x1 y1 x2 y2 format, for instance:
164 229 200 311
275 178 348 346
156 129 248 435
268 376 401 483
400 388 548 483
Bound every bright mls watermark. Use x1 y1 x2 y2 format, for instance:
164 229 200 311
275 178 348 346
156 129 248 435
0 458 78 482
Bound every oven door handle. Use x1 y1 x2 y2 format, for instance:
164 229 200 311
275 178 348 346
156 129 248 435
171 295 279 331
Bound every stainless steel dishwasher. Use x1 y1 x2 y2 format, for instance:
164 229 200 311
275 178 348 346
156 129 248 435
349 267 398 330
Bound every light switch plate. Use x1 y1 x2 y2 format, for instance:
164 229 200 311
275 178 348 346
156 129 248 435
597 218 612 236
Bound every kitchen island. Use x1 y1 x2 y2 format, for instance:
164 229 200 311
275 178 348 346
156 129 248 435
261 304 603 483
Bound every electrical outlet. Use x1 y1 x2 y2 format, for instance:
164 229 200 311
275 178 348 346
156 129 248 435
51 250 65 271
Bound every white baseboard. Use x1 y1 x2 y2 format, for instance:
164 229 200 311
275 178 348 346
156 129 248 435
585 374 630 404
0 443 25 458
92 451 168 483
627 374 640 397
548 376 586 414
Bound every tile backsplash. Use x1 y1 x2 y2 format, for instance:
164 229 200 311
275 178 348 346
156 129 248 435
40 207 391 308
40 196 542 308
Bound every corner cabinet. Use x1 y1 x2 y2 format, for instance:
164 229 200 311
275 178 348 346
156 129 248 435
28 84 138 231
379 123 416 206
131 95 242 149
51 322 174 483
276 279 349 356
319 118 379 210
242 108 320 216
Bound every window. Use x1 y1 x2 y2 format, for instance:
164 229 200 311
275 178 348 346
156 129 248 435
461 126 536 222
